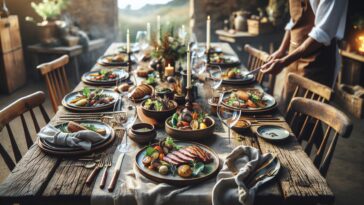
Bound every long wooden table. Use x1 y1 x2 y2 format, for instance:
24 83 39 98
0 43 334 205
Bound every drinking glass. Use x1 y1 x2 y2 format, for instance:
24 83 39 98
217 94 241 144
192 53 207 75
205 65 222 98
135 31 148 62
113 73 138 152
135 31 148 50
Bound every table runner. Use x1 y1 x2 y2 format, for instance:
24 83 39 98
91 127 235 205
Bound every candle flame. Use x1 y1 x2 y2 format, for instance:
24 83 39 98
358 35 364 53
207 15 210 20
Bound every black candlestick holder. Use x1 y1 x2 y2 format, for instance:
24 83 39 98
184 87 193 111
206 47 211 65
127 52 132 73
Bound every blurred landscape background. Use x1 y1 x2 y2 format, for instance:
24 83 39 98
118 0 189 41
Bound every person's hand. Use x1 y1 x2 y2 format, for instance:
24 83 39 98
266 49 286 62
260 59 287 75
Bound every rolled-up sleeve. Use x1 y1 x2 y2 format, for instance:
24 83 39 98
285 18 294 31
308 0 348 46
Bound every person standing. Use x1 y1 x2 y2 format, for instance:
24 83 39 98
260 0 348 110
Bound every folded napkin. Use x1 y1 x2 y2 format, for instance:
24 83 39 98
212 146 275 205
121 165 190 205
38 125 105 150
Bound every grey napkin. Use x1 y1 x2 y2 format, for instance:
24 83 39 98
212 146 276 205
38 125 105 150
120 165 190 205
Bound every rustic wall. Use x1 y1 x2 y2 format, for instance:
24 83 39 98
191 0 239 41
7 0 118 80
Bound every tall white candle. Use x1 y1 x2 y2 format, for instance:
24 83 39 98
126 29 130 53
187 44 191 89
147 22 151 43
206 15 211 51
157 15 161 44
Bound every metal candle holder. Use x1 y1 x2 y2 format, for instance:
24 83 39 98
127 52 132 73
206 47 211 65
184 87 193 111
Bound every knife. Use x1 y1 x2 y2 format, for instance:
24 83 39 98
107 153 125 192
241 66 262 78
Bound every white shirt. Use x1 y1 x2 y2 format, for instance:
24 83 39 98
285 0 348 46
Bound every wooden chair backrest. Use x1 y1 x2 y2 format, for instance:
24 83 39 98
0 91 50 171
286 97 352 177
286 73 333 113
244 44 274 94
37 55 70 112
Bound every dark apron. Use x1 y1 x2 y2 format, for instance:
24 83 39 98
280 0 336 111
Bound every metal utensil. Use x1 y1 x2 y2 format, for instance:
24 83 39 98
86 156 104 186
241 66 262 78
108 153 125 192
100 155 112 189
247 167 279 188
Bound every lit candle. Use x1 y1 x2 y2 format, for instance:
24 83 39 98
206 15 211 51
147 22 151 43
187 44 191 89
157 15 161 44
126 29 130 53
165 63 174 76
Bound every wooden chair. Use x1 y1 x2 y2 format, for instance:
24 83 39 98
37 55 70 112
244 44 275 94
286 73 333 113
286 97 353 177
0 91 50 171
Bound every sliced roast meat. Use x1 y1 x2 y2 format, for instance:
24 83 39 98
179 148 197 158
172 151 194 162
192 145 212 161
162 156 179 165
186 146 207 162
166 153 186 164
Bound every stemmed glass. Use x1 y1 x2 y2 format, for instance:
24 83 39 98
113 73 138 152
205 65 222 99
135 31 149 62
217 94 242 144
192 53 207 75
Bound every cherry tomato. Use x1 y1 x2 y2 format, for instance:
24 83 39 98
154 146 163 153
181 121 189 127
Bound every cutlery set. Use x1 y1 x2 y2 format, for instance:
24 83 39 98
83 153 122 192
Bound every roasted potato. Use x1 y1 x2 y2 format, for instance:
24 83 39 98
178 164 192 178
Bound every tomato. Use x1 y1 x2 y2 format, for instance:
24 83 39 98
154 145 163 153
159 153 165 160
181 121 189 127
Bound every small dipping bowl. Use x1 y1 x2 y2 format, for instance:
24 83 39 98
232 119 251 134
128 123 156 144
155 87 174 100
208 97 220 116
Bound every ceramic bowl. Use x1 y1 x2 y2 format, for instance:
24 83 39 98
155 88 174 100
141 100 178 122
232 119 251 134
128 123 156 144
165 116 215 141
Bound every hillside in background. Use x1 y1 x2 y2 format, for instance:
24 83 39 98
118 0 189 41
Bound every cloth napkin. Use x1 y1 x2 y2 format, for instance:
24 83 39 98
37 125 105 150
120 165 190 205
212 146 275 205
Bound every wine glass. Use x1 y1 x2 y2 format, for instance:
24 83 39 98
113 73 138 152
192 53 207 75
217 94 241 144
135 31 148 50
205 65 222 99
135 31 148 62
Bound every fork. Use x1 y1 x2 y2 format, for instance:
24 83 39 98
99 155 112 189
86 156 104 186
247 167 279 188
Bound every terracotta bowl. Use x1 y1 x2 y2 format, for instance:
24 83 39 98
128 123 156 144
165 116 215 141
141 100 178 122
232 119 251 134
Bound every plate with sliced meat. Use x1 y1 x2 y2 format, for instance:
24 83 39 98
135 137 220 186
